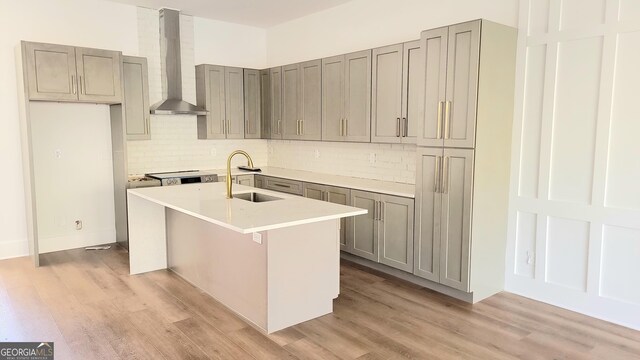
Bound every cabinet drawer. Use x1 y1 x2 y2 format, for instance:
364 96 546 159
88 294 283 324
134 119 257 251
264 177 303 195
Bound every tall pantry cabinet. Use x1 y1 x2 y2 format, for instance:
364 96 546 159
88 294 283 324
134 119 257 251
414 20 517 301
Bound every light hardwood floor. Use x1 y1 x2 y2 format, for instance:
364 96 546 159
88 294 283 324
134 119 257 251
0 246 638 359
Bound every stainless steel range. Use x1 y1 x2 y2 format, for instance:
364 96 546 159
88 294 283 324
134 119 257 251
145 170 219 186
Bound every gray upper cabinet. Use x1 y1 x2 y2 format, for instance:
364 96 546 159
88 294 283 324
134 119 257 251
270 67 283 139
371 41 424 144
260 69 271 139
303 183 350 250
196 64 226 139
75 47 122 103
378 194 414 272
282 60 322 141
414 147 473 291
225 67 245 139
196 65 245 139
244 69 261 139
322 50 371 142
123 56 150 140
418 21 480 148
23 42 121 104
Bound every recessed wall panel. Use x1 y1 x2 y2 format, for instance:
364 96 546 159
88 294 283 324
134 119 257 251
549 37 602 204
605 31 640 211
518 45 546 198
546 217 589 291
515 212 537 278
528 0 550 35
618 0 640 25
601 225 640 305
560 0 605 30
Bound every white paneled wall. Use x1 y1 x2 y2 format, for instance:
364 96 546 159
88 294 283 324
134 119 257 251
268 141 416 184
506 0 640 330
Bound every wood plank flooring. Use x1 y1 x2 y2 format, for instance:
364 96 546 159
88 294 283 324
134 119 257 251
0 246 638 359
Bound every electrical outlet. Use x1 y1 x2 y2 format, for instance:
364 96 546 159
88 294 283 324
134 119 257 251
369 153 376 164
314 149 320 159
210 148 217 157
526 250 534 265
54 149 63 159
252 232 262 244
75 220 83 230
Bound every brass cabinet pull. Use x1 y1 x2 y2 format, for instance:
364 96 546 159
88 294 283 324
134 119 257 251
396 117 401 137
436 101 443 139
344 119 348 136
301 120 304 134
79 75 83 94
444 100 451 139
434 156 441 193
403 117 408 137
278 120 281 134
71 75 76 95
443 156 450 194
380 201 384 221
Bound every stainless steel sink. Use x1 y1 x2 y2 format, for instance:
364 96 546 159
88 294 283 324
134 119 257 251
233 192 282 203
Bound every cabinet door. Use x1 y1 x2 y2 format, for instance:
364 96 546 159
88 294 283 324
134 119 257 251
282 64 301 140
379 195 414 272
299 60 322 141
270 67 283 139
418 27 448 147
326 186 351 251
244 69 261 139
347 190 378 261
260 69 271 139
443 21 480 148
439 148 474 291
401 40 424 144
225 67 245 139
371 44 403 144
236 175 254 187
76 47 122 103
24 42 78 101
413 148 443 282
321 55 345 141
254 175 265 189
197 65 225 139
123 56 150 140
344 50 372 142
303 182 326 200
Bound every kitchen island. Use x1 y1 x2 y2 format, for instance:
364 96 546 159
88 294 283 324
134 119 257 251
127 182 366 333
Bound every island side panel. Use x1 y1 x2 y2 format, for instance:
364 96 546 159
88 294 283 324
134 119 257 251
166 208 269 331
127 194 167 274
266 219 340 333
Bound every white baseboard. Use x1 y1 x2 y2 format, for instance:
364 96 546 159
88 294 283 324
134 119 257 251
38 229 116 254
0 239 29 260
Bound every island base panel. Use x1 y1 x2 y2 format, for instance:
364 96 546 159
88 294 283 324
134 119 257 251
127 194 167 275
166 209 340 333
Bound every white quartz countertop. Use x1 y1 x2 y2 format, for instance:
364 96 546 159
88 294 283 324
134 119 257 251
212 167 415 198
127 182 367 234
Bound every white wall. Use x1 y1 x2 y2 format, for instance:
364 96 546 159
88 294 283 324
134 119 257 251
266 0 519 66
0 0 138 260
506 0 640 330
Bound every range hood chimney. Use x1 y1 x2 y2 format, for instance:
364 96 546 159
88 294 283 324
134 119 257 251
150 8 207 115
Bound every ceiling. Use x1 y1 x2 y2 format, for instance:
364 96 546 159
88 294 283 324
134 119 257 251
105 0 355 28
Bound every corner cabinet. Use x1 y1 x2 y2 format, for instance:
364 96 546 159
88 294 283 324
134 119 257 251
260 69 271 139
196 65 245 139
371 40 423 144
123 56 150 140
414 20 517 301
23 42 122 103
244 69 261 139
347 190 414 272
282 60 322 141
269 67 284 139
303 183 351 250
322 50 371 142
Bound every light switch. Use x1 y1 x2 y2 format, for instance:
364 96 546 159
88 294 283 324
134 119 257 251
252 232 262 244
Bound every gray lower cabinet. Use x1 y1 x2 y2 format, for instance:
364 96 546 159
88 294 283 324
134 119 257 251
254 175 265 189
236 174 254 187
303 183 351 250
347 190 414 272
23 41 122 103
371 40 423 144
260 70 271 139
322 50 371 142
414 147 473 291
270 67 283 139
243 69 261 139
263 177 303 195
123 56 150 140
196 65 245 139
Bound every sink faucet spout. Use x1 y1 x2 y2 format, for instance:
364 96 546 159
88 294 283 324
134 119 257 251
226 150 254 199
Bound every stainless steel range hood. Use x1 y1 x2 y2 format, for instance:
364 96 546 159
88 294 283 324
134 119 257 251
150 8 207 115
